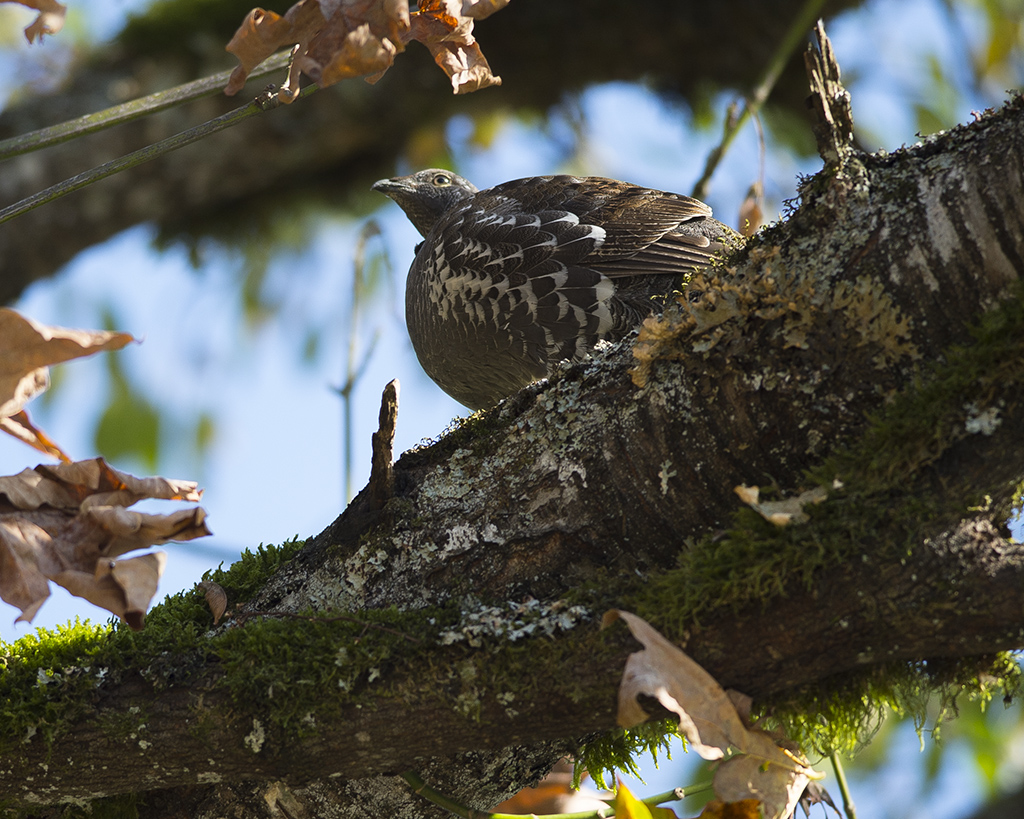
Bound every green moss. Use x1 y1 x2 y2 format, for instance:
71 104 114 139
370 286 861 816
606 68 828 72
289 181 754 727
203 537 307 604
212 604 456 734
0 619 113 750
0 539 307 753
769 653 1022 756
578 719 680 790
401 403 513 466
820 285 1024 487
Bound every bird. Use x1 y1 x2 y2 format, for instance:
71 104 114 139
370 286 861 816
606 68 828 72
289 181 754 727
372 169 736 410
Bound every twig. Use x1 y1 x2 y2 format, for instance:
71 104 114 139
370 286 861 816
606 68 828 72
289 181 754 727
804 19 856 166
0 51 293 162
339 220 385 504
691 0 829 200
368 379 400 510
829 753 858 819
0 81 317 226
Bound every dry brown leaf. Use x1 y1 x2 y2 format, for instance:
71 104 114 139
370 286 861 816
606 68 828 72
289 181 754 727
734 484 829 526
0 411 70 462
0 458 202 512
225 1 328 97
301 21 397 87
0 308 135 460
53 553 166 631
714 751 813 819
461 0 509 19
491 759 609 815
198 580 228 625
225 0 502 100
603 610 822 819
5 0 67 43
738 183 763 237
0 459 210 630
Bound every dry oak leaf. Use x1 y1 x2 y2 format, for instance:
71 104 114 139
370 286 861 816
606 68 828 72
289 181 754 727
225 0 501 101
0 458 210 629
0 308 135 461
603 610 823 819
198 580 228 625
3 0 67 43
0 410 68 462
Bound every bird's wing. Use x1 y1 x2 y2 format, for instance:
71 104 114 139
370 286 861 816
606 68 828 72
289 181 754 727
476 176 727 279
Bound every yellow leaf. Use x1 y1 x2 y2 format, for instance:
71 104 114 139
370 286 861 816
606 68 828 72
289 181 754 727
614 781 678 819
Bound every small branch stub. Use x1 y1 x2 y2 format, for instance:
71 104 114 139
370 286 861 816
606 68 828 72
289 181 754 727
804 19 855 166
368 379 399 509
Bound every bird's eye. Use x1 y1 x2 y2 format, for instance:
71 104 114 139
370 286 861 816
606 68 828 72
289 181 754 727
432 173 451 186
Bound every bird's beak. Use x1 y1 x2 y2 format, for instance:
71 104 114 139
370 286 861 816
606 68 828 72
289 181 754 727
371 177 408 196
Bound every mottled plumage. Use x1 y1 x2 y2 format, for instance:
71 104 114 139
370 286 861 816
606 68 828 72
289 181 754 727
373 169 735 409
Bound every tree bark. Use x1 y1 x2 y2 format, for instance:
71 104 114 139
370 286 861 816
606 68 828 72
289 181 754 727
4 64 1024 819
0 0 863 305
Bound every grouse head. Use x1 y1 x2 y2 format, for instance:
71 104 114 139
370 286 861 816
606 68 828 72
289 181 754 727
371 169 479 237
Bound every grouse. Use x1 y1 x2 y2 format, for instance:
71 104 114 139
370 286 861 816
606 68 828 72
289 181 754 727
373 169 736 410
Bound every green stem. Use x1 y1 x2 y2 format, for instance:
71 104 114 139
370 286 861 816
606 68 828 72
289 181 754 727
691 0 829 200
0 51 292 162
0 81 316 226
402 770 709 819
829 753 858 819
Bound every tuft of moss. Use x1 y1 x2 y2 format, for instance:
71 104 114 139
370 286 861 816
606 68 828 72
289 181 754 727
577 719 681 790
767 653 1023 756
212 604 455 735
0 619 113 751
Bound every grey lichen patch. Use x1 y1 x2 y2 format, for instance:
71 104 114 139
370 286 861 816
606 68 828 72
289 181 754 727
964 401 1003 435
243 718 266 754
438 597 593 647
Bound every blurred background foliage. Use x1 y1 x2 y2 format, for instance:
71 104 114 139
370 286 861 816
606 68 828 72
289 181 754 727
0 0 1023 817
